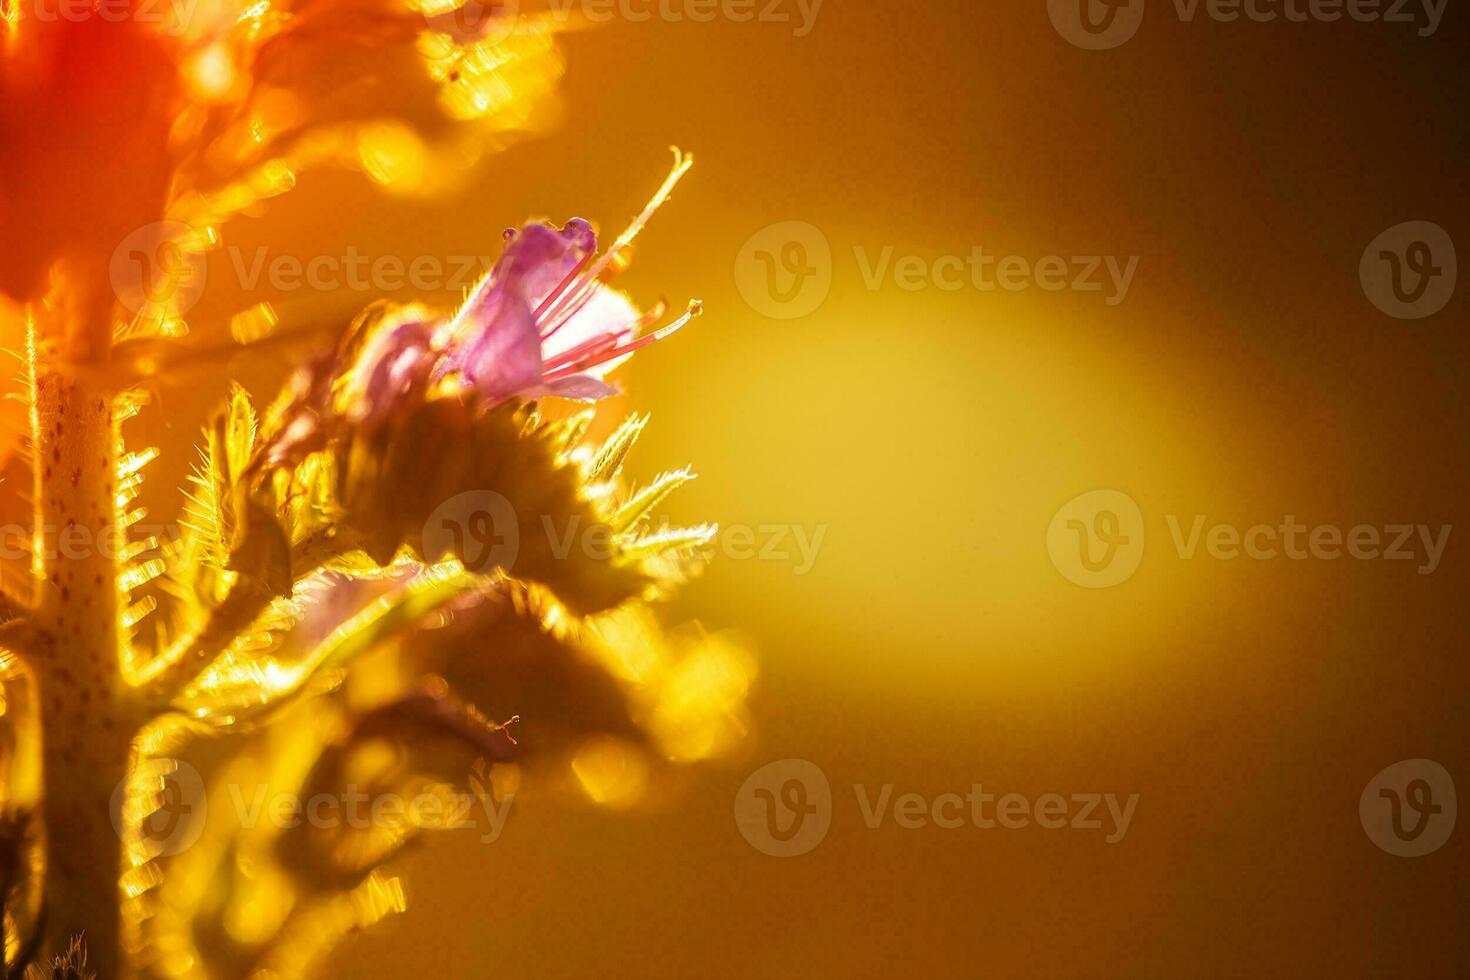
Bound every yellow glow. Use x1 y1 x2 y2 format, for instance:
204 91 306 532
588 606 662 682
251 872 406 977
119 447 160 478
237 0 272 25
122 596 159 631
121 863 164 901
223 865 294 945
185 44 238 101
229 303 280 345
357 123 429 190
648 631 754 763
342 738 398 786
118 559 166 594
425 26 563 123
571 736 647 808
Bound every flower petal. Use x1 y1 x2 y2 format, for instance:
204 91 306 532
533 375 621 402
448 280 544 401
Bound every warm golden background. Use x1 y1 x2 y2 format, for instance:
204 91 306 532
19 0 1470 975
332 5 1465 975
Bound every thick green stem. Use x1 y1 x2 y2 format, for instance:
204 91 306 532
31 363 131 977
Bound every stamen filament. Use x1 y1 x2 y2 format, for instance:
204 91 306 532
536 148 692 335
534 251 596 338
541 300 669 373
542 301 702 382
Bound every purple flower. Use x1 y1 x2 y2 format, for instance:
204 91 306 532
360 151 701 407
437 217 699 404
256 153 701 472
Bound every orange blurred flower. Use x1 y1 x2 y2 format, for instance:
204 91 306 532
1 0 561 345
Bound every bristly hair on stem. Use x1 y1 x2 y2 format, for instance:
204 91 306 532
25 935 93 980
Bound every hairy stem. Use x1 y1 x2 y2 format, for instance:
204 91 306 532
31 350 130 977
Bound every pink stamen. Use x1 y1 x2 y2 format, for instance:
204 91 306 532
538 149 692 340
534 250 596 340
542 332 621 373
541 299 668 372
542 301 702 382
